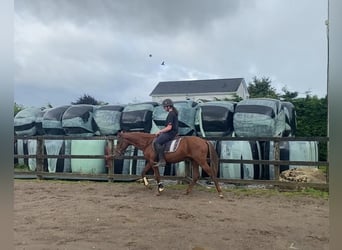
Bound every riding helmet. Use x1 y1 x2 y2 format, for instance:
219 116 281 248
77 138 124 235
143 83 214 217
162 98 174 107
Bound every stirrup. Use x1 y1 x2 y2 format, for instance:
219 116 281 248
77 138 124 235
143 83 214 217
154 161 166 167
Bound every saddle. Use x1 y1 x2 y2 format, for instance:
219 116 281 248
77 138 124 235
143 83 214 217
161 137 182 153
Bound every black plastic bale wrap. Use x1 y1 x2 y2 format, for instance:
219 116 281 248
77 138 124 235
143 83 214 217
42 105 70 135
120 103 157 132
62 105 96 135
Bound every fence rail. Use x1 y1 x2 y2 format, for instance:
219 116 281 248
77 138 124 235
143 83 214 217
14 135 329 190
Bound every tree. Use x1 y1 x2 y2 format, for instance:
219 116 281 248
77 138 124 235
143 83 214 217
248 76 278 98
14 102 24 117
71 94 101 105
214 94 242 102
291 95 327 161
280 87 298 101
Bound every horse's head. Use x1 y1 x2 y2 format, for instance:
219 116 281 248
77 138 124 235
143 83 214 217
113 132 130 157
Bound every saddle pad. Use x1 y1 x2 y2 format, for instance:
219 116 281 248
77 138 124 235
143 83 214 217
164 137 182 153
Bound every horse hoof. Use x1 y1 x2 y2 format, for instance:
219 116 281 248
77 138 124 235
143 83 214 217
219 193 224 198
143 177 149 186
158 183 164 192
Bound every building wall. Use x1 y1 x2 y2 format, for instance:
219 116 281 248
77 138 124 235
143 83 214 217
151 93 239 103
236 83 250 99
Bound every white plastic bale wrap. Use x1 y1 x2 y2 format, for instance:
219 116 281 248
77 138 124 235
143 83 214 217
45 140 64 173
27 139 37 171
219 140 254 179
63 139 72 172
233 98 286 137
171 161 186 177
16 139 27 166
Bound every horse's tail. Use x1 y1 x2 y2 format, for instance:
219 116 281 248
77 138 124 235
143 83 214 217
207 141 219 178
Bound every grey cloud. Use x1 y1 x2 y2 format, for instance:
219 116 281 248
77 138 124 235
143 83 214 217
15 0 243 35
14 0 327 108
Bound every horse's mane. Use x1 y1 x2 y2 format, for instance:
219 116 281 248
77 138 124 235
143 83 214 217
122 132 155 148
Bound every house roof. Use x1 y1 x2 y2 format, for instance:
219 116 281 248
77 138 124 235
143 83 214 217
149 78 245 96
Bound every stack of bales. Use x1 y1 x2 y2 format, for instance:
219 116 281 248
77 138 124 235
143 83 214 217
15 98 317 181
14 107 43 170
61 105 106 175
42 105 70 173
93 105 125 174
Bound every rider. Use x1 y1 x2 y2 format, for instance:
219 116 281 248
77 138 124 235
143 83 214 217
154 98 179 167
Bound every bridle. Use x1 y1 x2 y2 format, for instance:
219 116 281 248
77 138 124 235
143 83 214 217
113 137 134 157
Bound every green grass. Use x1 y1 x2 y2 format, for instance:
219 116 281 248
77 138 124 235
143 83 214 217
166 182 328 199
318 165 328 175
14 164 30 171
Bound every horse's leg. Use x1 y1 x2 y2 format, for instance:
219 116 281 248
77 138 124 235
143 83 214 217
185 161 200 195
152 166 164 195
201 162 223 198
141 162 152 188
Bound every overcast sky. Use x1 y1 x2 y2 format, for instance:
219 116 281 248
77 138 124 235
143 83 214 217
14 0 328 108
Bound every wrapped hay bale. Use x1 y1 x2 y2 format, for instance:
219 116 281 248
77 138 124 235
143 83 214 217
194 101 235 137
14 107 42 136
62 104 97 136
233 98 286 137
93 105 124 135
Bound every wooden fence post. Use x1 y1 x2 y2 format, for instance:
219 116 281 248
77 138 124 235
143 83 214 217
36 136 44 179
106 139 114 182
274 140 280 180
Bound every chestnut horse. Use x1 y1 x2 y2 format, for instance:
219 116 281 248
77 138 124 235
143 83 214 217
113 131 223 198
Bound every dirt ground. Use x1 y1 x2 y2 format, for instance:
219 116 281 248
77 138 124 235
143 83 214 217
14 179 329 250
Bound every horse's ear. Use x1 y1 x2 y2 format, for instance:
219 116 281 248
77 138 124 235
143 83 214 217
117 130 125 138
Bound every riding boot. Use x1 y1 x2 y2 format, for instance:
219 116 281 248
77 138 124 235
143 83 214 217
154 143 166 167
